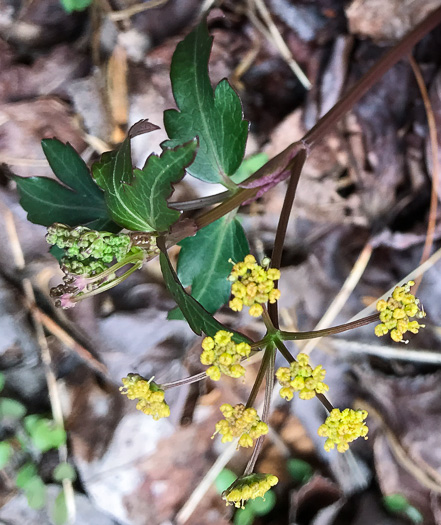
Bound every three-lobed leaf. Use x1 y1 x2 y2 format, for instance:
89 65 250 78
159 248 250 344
14 139 118 231
163 21 248 184
168 216 249 318
93 137 198 231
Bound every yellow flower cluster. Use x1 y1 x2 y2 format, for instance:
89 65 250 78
318 408 368 453
374 281 426 342
275 353 329 401
120 374 170 420
213 403 269 448
223 473 279 508
200 330 251 381
228 255 281 317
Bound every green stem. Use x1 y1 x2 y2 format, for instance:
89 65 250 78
268 151 307 329
261 305 277 333
173 8 441 240
245 343 275 409
303 7 441 149
279 313 379 341
273 339 335 413
75 260 143 301
244 347 276 476
194 187 258 230
168 190 231 211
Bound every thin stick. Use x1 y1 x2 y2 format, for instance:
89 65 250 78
409 56 440 292
175 440 239 524
2 204 76 523
299 241 373 355
27 304 108 376
352 243 441 321
326 338 441 365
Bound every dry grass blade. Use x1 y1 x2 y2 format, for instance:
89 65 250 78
295 241 373 356
107 0 169 21
367 404 441 493
326 338 441 365
175 439 238 524
246 0 312 90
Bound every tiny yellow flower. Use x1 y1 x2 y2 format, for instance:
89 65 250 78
318 408 368 453
249 303 264 317
213 404 268 448
229 297 243 312
120 374 170 420
276 353 329 401
374 281 425 343
200 331 251 380
223 473 278 508
228 255 281 317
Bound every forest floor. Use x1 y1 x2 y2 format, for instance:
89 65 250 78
1 1 441 524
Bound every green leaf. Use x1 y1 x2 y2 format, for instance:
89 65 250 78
214 469 237 494
23 476 47 509
13 139 118 231
60 0 92 12
0 398 27 419
0 441 12 468
231 153 269 184
286 458 313 484
53 462 76 482
383 494 423 524
24 414 42 435
16 462 38 488
93 138 197 231
168 217 248 318
53 490 68 525
27 418 66 452
247 490 276 516
164 22 248 184
159 249 250 343
0 372 5 393
234 507 255 525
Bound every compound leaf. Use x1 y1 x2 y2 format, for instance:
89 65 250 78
93 138 197 232
169 217 248 318
13 139 118 231
163 22 248 184
160 248 250 344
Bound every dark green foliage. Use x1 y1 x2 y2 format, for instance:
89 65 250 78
13 139 118 231
93 137 198 231
163 22 248 184
160 250 250 343
168 217 249 318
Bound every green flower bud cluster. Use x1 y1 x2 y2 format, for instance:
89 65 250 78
46 224 158 308
223 473 278 508
374 280 426 342
61 257 107 277
46 223 138 265
213 403 268 448
318 408 368 453
276 353 329 401
120 374 170 420
200 330 251 381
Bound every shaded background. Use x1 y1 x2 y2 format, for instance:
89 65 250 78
1 0 441 523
